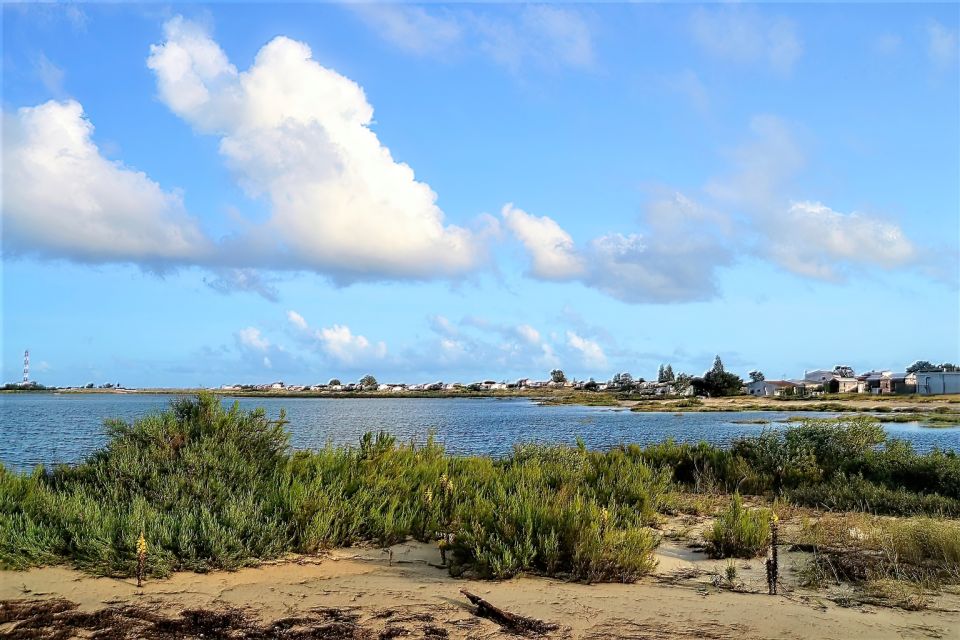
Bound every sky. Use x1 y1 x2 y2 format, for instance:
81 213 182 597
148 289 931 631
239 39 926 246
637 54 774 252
2 2 958 388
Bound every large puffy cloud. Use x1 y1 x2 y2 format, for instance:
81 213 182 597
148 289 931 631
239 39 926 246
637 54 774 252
147 16 488 282
3 18 492 287
768 201 915 280
2 99 212 265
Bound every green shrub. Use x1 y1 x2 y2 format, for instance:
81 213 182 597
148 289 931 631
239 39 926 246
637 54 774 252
706 494 771 558
787 475 960 517
1 397 956 580
0 395 666 582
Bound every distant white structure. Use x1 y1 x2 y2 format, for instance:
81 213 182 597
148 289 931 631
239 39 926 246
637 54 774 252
22 349 29 385
908 371 960 395
746 380 797 397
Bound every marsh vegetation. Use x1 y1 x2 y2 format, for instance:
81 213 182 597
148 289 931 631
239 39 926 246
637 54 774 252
0 394 957 603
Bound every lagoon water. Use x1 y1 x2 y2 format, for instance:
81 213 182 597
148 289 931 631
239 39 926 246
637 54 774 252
1 393 957 472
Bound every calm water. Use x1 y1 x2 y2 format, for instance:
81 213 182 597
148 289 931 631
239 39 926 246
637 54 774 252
1 394 957 472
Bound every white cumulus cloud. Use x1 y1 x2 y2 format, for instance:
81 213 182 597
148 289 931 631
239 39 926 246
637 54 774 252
516 324 541 345
286 310 308 331
705 115 922 282
2 99 212 266
317 324 387 365
502 203 585 280
237 327 270 351
566 331 607 370
769 201 916 280
503 193 732 303
147 16 489 283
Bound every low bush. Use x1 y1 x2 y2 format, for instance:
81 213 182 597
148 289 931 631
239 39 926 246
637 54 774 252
705 493 771 558
0 395 666 582
1 396 956 581
787 476 960 517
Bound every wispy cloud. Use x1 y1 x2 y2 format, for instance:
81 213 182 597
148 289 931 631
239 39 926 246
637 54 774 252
349 4 462 56
927 20 958 68
691 7 803 74
205 269 279 301
349 4 596 72
36 53 65 96
474 5 595 72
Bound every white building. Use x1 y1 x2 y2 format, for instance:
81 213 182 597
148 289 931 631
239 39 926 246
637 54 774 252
746 380 797 397
908 371 960 395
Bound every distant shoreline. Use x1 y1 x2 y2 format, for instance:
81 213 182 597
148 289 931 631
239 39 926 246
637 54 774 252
4 387 960 415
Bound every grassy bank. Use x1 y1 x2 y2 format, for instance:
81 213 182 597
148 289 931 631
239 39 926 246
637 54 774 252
1 395 958 584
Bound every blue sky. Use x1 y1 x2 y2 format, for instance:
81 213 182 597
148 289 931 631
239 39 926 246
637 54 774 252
2 2 958 387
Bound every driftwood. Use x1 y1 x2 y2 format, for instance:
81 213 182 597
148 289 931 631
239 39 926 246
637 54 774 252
460 589 559 635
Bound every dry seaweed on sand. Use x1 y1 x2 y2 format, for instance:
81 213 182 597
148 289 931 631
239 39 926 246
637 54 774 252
0 599 468 640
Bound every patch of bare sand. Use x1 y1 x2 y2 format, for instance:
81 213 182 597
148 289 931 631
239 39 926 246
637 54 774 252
2 541 958 639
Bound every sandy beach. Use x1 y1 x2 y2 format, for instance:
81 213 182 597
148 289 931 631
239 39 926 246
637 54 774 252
3 532 958 639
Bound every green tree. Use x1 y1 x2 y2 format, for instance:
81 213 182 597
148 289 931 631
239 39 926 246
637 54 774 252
550 369 567 383
359 375 378 388
710 355 725 377
657 365 665 383
749 370 765 383
663 364 674 382
906 360 938 373
328 378 341 386
703 356 743 396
